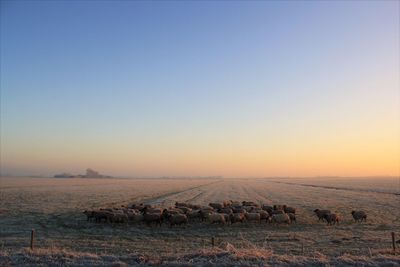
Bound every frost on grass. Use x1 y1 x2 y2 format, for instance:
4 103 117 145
1 244 399 266
1 176 399 265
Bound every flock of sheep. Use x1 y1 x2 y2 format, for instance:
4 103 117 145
83 200 367 227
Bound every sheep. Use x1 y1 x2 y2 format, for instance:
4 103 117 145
218 208 233 215
245 212 261 223
273 205 284 211
187 210 201 221
131 213 144 223
162 209 178 220
175 202 189 208
324 213 340 225
83 210 95 221
283 205 296 214
262 205 273 214
209 203 224 209
232 207 246 214
271 210 285 215
258 210 270 222
208 213 226 225
287 213 296 223
111 213 129 224
199 209 214 221
242 201 258 207
351 210 367 222
177 207 192 214
271 213 291 225
230 213 246 223
230 200 241 206
143 213 162 227
223 200 232 207
188 204 202 210
93 211 110 223
168 214 188 227
143 207 162 215
131 203 145 210
243 206 256 212
314 209 331 221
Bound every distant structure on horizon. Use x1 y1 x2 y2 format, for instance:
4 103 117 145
54 168 112 178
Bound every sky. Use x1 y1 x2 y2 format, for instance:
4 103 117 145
1 1 399 178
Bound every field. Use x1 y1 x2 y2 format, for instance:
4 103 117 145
1 176 399 266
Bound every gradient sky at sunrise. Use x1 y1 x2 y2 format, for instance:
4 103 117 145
1 1 399 177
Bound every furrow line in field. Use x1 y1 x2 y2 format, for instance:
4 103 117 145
267 181 400 196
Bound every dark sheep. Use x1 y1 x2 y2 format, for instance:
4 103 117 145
209 203 224 209
324 213 339 225
351 210 367 222
283 205 296 214
143 213 162 227
230 213 246 223
287 213 296 223
169 214 188 227
314 209 331 221
83 210 95 221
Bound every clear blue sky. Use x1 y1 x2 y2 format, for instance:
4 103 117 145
1 1 399 177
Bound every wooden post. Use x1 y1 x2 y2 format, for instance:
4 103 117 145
211 237 215 248
391 232 396 253
30 229 35 250
301 242 304 255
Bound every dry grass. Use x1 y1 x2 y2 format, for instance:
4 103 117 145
1 243 399 266
1 176 399 265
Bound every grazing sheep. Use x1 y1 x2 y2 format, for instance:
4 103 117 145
245 212 261 223
324 213 340 225
131 213 144 223
144 208 162 215
187 210 201 221
162 209 181 220
111 213 129 224
283 205 296 214
131 203 145 210
287 213 296 223
93 211 110 223
271 213 291 225
177 207 192 214
262 205 273 214
222 213 230 224
209 203 224 209
232 207 246 214
230 213 246 223
242 201 258 207
188 204 201 210
175 202 189 208
199 209 214 221
258 210 270 222
83 210 95 221
351 210 367 222
243 206 256 212
230 200 241 206
223 200 232 207
218 208 233 215
271 210 285 215
314 209 331 221
208 213 226 225
169 214 188 227
143 213 162 227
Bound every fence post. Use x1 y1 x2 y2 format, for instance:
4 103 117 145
391 232 396 253
30 229 35 250
211 237 215 248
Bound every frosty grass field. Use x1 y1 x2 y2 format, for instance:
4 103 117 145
1 176 399 266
